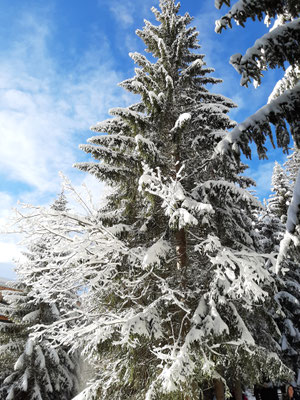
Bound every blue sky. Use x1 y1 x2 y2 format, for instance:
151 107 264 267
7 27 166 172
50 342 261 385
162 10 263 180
0 0 287 279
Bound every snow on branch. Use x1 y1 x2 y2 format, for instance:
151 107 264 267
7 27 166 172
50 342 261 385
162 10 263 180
142 238 171 269
139 164 213 230
286 167 300 234
276 166 300 273
87 134 136 149
215 0 300 33
172 113 191 131
216 84 300 159
74 162 133 184
197 235 272 303
229 19 300 87
268 65 300 102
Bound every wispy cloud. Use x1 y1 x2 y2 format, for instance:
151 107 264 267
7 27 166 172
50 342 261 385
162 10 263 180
108 4 135 27
0 21 126 193
103 0 157 27
101 0 159 54
0 9 133 276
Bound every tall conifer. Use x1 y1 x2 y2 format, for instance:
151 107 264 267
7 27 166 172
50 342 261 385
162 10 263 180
74 1 291 398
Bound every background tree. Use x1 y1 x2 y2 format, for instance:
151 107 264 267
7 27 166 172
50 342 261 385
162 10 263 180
0 193 80 400
285 147 300 184
71 1 292 399
268 162 292 223
0 285 22 390
257 164 300 389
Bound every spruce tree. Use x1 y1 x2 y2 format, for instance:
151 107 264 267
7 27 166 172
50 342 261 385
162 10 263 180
73 1 291 399
0 193 80 400
0 285 22 390
285 147 300 184
274 237 300 388
259 168 300 389
268 161 292 223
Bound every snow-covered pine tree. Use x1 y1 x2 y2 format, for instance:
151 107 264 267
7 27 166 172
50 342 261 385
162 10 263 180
285 147 300 184
0 193 80 400
73 1 292 399
0 285 23 389
276 154 300 387
268 162 292 223
213 0 300 160
0 286 80 400
257 168 300 389
275 269 300 389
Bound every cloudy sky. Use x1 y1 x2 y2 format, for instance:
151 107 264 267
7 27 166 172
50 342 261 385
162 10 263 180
0 0 287 279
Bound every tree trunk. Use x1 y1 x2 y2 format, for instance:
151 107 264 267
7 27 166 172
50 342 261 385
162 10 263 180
214 380 225 400
174 148 188 284
176 228 187 270
201 386 215 400
233 379 243 400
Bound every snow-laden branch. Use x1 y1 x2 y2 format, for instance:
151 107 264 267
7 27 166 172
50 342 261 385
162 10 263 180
276 166 300 273
215 0 300 32
286 167 300 234
139 164 213 230
268 65 300 102
229 19 300 87
216 84 300 159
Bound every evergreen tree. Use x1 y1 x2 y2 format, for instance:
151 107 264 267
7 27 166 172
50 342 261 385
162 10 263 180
285 147 300 184
0 193 80 400
275 243 300 388
0 285 22 389
268 161 292 223
255 201 284 257
72 1 291 399
258 171 300 389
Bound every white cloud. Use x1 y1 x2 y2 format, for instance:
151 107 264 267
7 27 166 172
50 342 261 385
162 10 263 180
0 10 133 277
101 0 159 54
0 192 14 221
109 4 135 27
0 8 136 193
0 40 125 194
0 242 22 264
103 0 157 27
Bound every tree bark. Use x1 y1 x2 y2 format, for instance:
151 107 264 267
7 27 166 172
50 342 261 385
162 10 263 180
233 379 243 400
173 147 188 283
201 386 215 400
176 228 187 270
214 380 225 400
